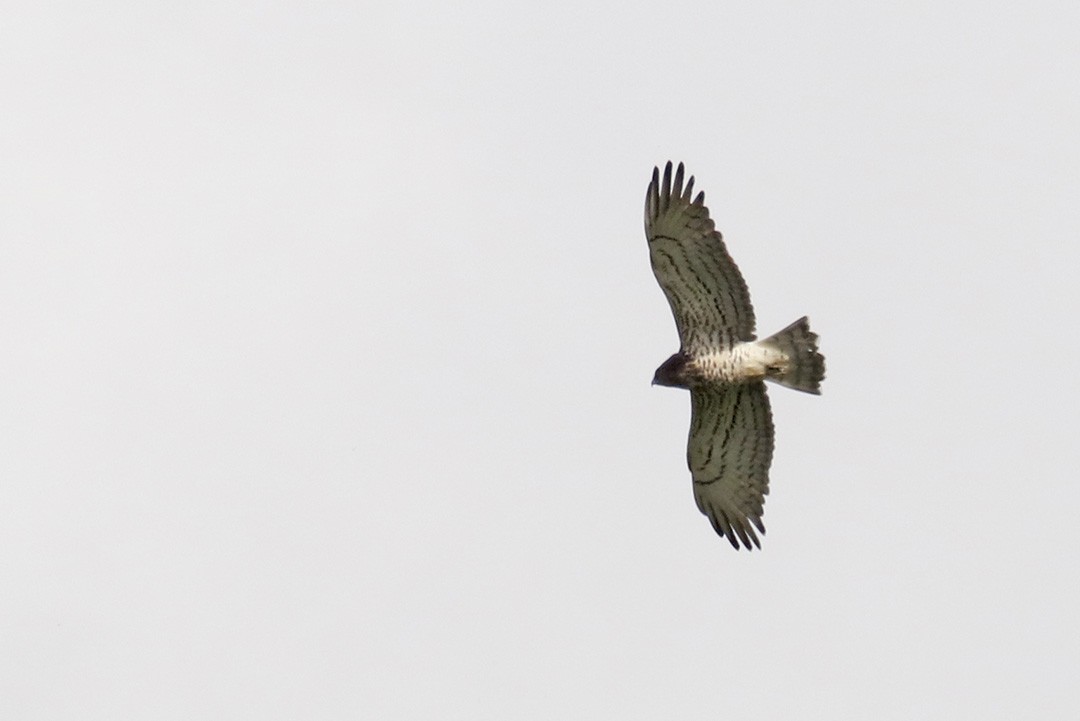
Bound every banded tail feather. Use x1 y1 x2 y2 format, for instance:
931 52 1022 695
761 316 825 395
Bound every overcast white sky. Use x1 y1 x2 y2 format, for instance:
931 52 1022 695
3 2 1079 719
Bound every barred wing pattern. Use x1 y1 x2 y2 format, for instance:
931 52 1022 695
689 383 775 550
644 162 756 353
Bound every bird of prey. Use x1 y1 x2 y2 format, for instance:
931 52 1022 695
645 162 825 550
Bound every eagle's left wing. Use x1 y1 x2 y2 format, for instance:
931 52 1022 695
644 162 756 354
688 383 775 550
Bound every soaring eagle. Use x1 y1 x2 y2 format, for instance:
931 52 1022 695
646 162 825 550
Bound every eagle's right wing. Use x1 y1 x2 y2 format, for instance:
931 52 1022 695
644 162 756 354
688 383 775 550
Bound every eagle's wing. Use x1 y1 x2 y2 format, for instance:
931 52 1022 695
688 383 775 550
644 162 756 354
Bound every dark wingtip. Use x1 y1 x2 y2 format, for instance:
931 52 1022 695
732 522 754 550
646 166 661 222
750 515 766 535
655 161 703 211
706 508 766 551
661 162 673 207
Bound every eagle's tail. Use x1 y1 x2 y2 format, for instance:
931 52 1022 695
761 316 825 395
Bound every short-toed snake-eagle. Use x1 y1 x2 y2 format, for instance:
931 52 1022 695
646 162 825 550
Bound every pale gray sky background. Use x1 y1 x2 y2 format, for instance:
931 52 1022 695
3 2 1079 719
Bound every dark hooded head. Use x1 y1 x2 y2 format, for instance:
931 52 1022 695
652 352 691 389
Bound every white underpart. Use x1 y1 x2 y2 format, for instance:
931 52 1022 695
692 341 788 384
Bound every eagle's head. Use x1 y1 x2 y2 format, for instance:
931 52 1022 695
652 352 692 389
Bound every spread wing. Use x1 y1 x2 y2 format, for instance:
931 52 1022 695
688 383 774 550
644 162 755 353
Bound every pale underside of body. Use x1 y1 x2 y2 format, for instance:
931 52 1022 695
695 342 789 384
651 344 782 389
